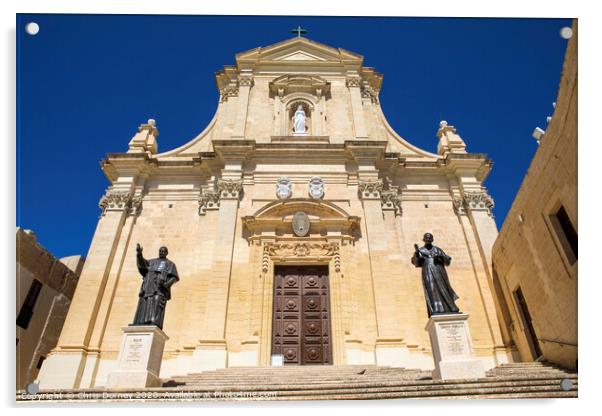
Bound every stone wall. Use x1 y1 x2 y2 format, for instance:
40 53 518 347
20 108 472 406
16 228 84 389
491 21 577 369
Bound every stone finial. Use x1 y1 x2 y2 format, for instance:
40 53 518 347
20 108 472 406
436 120 467 156
127 119 159 155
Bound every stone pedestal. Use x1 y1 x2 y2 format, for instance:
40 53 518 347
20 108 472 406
425 313 485 380
106 325 168 388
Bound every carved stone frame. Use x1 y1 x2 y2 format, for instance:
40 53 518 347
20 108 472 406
256 239 346 367
242 199 358 367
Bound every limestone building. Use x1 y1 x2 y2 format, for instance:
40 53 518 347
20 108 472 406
491 22 577 370
37 36 513 389
16 228 84 389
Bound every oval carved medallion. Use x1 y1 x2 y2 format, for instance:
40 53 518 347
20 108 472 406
292 211 310 237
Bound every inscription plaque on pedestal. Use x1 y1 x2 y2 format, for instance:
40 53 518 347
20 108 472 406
106 325 169 388
425 313 485 380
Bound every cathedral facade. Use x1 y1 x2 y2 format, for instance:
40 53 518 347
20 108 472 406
37 37 512 389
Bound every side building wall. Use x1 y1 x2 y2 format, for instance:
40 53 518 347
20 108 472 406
491 21 577 369
16 228 84 389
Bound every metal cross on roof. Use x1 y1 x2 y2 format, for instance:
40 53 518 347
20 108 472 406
291 26 308 37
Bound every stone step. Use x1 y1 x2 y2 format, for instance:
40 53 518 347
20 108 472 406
486 370 575 376
168 377 578 388
21 379 577 402
165 378 578 392
165 378 578 393
173 371 574 383
178 369 421 380
17 362 578 402
185 365 392 375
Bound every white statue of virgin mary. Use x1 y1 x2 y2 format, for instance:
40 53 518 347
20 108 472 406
293 104 307 134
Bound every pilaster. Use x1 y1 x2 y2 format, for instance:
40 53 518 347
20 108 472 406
37 155 150 389
357 178 408 365
346 74 368 139
231 71 254 139
447 154 507 360
193 177 243 371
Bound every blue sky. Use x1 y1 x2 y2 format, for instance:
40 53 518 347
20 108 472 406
16 14 572 258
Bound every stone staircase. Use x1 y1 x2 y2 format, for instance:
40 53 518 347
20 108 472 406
159 361 577 400
18 362 577 402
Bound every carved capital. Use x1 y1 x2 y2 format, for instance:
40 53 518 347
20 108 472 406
198 189 220 215
346 76 362 88
361 85 379 103
217 178 243 200
381 190 402 216
128 194 144 216
452 195 467 216
99 190 133 216
219 85 239 102
358 179 383 200
463 190 495 216
238 75 254 87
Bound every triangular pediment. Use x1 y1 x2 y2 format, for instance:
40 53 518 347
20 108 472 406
275 51 325 61
236 37 363 66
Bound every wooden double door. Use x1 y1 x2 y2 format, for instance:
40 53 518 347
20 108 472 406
271 265 332 365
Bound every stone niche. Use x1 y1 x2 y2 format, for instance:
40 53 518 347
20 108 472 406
288 100 312 136
269 75 330 137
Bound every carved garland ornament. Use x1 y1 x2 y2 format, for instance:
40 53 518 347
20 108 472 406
261 242 341 273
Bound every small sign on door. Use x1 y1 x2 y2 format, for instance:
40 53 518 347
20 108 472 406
271 354 284 366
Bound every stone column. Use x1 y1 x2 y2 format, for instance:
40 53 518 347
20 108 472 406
192 178 243 371
346 75 368 139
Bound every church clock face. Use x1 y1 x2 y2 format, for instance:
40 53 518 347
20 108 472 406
292 211 310 237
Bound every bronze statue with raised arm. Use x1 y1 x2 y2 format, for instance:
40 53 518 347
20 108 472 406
132 244 179 329
411 233 460 317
